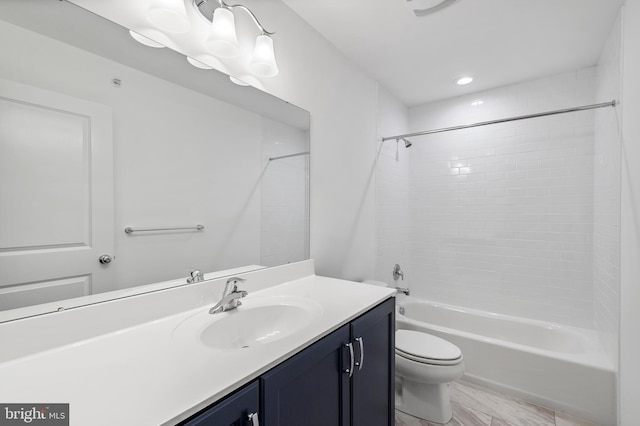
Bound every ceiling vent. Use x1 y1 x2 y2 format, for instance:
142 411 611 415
405 0 459 17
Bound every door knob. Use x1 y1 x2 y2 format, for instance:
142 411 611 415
98 254 113 264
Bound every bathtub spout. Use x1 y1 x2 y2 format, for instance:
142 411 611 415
396 286 410 296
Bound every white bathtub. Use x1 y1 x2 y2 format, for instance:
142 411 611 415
396 297 616 426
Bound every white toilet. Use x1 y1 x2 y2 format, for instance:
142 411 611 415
361 279 464 423
395 329 465 424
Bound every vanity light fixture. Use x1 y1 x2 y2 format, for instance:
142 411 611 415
229 76 250 86
147 0 191 33
129 30 166 48
195 0 279 77
250 34 279 77
187 56 214 69
206 6 240 57
142 0 280 78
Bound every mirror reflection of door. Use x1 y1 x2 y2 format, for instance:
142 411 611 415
0 79 114 310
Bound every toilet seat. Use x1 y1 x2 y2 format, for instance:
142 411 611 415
396 330 463 366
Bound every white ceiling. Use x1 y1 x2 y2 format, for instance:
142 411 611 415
280 0 625 107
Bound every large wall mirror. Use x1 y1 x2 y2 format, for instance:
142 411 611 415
0 0 310 322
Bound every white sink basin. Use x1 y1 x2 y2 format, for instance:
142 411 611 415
173 296 322 350
201 304 311 350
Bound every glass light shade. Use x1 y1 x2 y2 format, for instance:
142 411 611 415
229 76 250 86
129 30 165 48
148 0 191 33
206 8 240 58
187 57 213 69
249 34 279 77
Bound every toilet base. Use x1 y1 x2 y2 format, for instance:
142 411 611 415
395 378 453 424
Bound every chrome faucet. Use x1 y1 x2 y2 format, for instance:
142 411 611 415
209 277 248 314
395 286 411 296
187 269 204 284
392 264 410 296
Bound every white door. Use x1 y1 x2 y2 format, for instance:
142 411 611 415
0 78 114 312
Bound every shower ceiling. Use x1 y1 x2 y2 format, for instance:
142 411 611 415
280 0 625 107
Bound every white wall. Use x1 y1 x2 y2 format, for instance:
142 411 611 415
404 70 597 327
619 0 640 423
374 84 411 285
241 0 380 281
593 11 623 369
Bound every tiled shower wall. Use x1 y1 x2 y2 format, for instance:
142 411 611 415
405 69 598 328
593 12 622 365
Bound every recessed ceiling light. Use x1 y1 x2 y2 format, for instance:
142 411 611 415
471 99 484 106
456 76 473 85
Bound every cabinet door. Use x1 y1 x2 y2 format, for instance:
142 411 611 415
350 298 395 426
180 381 259 426
261 324 351 426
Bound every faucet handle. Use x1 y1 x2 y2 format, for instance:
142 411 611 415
187 269 204 284
392 264 404 281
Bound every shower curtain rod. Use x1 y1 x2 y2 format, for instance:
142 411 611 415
268 151 310 161
382 100 617 142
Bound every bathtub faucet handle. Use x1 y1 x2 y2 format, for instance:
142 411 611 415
393 263 404 281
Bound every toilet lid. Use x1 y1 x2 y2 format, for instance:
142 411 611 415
396 330 462 363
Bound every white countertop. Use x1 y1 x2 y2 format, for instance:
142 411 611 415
0 260 395 425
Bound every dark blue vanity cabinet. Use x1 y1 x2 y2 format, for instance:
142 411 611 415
262 298 395 426
180 381 260 426
350 298 396 426
261 324 352 425
178 298 394 426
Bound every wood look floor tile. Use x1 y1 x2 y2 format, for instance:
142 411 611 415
395 402 491 426
395 409 430 426
445 401 492 426
449 381 555 426
396 381 598 426
555 412 600 426
490 417 520 426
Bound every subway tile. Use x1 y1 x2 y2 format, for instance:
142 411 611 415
378 67 618 328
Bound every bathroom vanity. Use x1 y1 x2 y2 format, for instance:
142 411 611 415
0 260 395 426
181 298 394 426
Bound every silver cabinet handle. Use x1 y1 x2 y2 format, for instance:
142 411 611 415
355 337 364 371
344 342 354 378
248 412 260 426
